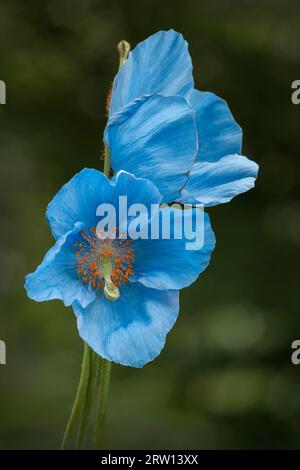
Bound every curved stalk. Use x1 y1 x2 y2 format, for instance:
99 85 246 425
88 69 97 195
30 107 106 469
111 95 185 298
92 358 112 449
61 342 92 449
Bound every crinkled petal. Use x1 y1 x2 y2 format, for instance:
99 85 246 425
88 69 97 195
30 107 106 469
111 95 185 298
190 89 242 163
73 283 179 367
179 154 259 206
131 209 215 289
105 94 197 202
25 222 96 308
110 29 194 116
46 169 162 240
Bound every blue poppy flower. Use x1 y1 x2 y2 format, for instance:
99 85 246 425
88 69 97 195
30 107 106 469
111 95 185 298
25 170 215 367
104 30 259 205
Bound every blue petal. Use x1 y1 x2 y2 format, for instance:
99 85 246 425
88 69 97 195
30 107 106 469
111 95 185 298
25 222 96 308
179 154 259 206
189 89 242 163
46 168 162 240
46 169 111 239
105 94 197 202
111 170 162 209
109 171 163 234
110 30 194 116
131 209 215 289
73 283 179 367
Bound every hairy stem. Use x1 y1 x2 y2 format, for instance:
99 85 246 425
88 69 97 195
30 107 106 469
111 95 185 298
92 358 112 449
61 342 92 449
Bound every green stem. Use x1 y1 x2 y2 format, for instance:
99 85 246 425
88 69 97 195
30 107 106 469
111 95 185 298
92 358 112 449
61 342 92 449
77 351 100 448
102 40 130 178
103 143 110 177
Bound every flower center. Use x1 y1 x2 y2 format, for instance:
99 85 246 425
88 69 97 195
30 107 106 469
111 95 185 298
73 227 134 301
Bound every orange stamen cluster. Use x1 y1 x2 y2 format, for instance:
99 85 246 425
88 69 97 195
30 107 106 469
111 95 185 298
73 227 135 290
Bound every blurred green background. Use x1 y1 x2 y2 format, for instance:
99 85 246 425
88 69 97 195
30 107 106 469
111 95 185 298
0 0 300 450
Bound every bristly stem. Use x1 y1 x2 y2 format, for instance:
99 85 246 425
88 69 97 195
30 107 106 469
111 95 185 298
61 342 92 449
103 143 110 177
92 357 112 449
77 350 100 448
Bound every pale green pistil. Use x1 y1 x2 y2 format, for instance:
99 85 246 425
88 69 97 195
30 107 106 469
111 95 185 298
100 257 120 302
